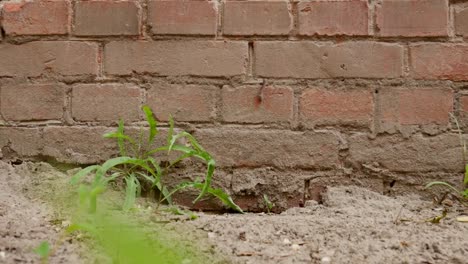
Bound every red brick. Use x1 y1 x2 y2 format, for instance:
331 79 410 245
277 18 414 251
0 41 98 77
348 134 462 172
379 88 453 128
148 0 216 35
221 85 293 123
460 96 468 112
224 1 291 35
195 129 339 168
147 84 217 122
410 44 468 81
43 126 118 164
255 41 403 78
300 88 373 127
375 0 448 37
1 84 66 121
105 41 248 76
298 0 368 36
0 128 43 157
74 0 140 36
1 0 70 35
72 84 141 122
455 7 468 36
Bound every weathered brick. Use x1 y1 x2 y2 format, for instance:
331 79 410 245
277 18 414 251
1 0 70 35
148 0 216 35
105 41 248 76
410 44 468 81
255 41 403 78
375 0 448 37
0 42 99 77
348 134 462 172
147 84 217 122
299 88 373 127
224 1 291 35
378 88 453 128
221 85 293 123
460 96 468 113
455 7 468 36
194 129 339 168
0 128 43 157
74 0 140 36
72 84 141 122
1 84 66 121
43 126 118 164
298 0 368 36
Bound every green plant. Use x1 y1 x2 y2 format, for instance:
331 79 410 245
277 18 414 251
71 106 242 213
34 241 50 264
263 194 275 213
426 114 468 205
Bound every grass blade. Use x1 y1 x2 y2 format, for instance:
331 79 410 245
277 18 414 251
193 159 215 204
70 165 100 185
168 115 174 145
123 175 139 211
425 181 462 195
142 105 158 145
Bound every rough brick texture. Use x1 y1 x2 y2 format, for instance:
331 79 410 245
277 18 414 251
1 1 70 35
376 0 448 37
105 41 248 76
300 88 373 127
221 85 294 123
1 84 65 121
255 41 403 78
72 84 141 122
378 88 453 128
298 0 368 36
455 7 468 36
0 42 98 77
195 129 339 169
74 1 140 36
348 134 462 172
410 44 468 81
147 84 217 122
148 0 216 35
43 127 118 164
223 1 291 35
0 128 43 158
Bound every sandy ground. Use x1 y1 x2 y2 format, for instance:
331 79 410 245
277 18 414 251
1 161 468 264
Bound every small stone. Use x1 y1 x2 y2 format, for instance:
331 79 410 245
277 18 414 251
208 232 216 239
321 256 331 263
291 244 300 250
283 238 291 245
0 251 5 259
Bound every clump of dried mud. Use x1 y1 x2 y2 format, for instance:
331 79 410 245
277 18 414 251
1 160 468 264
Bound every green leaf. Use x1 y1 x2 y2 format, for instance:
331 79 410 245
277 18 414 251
95 157 154 183
169 131 206 154
168 115 175 145
117 120 126 156
193 159 215 204
170 182 243 213
425 181 462 195
123 175 139 211
142 105 158 145
70 165 100 185
34 241 50 259
465 164 468 185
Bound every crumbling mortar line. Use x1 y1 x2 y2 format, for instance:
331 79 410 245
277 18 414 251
216 0 224 40
3 33 468 44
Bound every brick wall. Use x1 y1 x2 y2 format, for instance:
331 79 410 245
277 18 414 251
0 0 467 211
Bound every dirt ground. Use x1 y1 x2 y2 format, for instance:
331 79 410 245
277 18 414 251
1 161 468 264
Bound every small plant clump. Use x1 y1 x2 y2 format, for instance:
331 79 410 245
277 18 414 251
426 114 468 206
71 105 243 213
